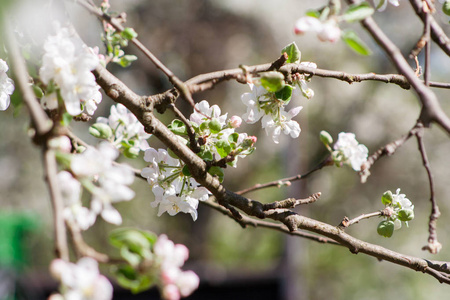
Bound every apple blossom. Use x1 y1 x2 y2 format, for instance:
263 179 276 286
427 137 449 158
39 23 102 116
95 104 150 154
50 257 113 300
333 132 368 171
261 106 302 144
241 83 268 124
0 59 14 111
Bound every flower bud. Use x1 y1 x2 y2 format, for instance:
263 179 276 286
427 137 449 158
89 123 113 139
377 220 394 238
381 190 393 205
320 130 333 146
48 135 72 153
124 146 140 159
229 116 242 128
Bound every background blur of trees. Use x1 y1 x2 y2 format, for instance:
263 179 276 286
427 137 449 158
1 0 450 299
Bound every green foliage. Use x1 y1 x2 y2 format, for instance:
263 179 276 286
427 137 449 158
377 220 394 237
341 30 372 56
275 85 293 103
342 2 374 23
260 71 285 92
281 42 301 64
208 166 224 182
168 119 187 135
381 190 393 205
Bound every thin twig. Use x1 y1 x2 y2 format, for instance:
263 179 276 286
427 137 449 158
4 19 53 139
43 146 70 261
263 193 321 210
415 124 441 254
168 104 200 153
237 156 331 195
201 199 339 245
359 123 420 183
338 211 383 229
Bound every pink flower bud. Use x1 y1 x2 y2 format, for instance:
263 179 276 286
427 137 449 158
162 284 180 300
317 21 341 43
249 136 257 144
294 17 322 35
229 116 242 128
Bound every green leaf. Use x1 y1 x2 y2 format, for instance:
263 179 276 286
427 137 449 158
32 85 44 98
275 85 293 103
118 55 138 68
397 209 414 222
341 30 372 56
89 123 113 139
305 10 320 18
120 246 142 267
376 0 386 10
114 265 155 294
121 27 138 40
109 228 157 259
319 130 333 146
208 166 224 182
228 132 239 144
168 119 187 135
182 165 191 176
377 220 394 237
260 71 285 92
215 140 232 158
381 190 393 205
123 147 140 159
209 118 222 133
342 2 374 23
199 149 214 161
61 112 73 126
281 42 301 64
443 0 450 16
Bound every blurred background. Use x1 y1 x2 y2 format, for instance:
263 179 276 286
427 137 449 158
1 0 450 299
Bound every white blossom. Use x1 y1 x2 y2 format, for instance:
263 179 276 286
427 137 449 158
97 104 150 152
190 100 227 127
39 23 102 116
392 188 414 211
294 17 341 43
70 142 135 227
261 106 302 144
241 83 268 124
50 257 113 300
0 59 15 111
333 132 368 171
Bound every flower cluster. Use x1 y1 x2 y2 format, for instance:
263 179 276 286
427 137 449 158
241 83 302 144
154 235 200 300
90 104 151 158
188 100 256 165
294 17 341 43
377 189 415 237
49 257 113 300
0 59 14 111
110 229 199 299
39 23 102 116
58 142 135 229
321 131 368 171
141 148 209 221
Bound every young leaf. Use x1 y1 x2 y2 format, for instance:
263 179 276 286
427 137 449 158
342 2 374 23
341 30 372 56
281 42 301 64
208 166 224 182
381 190 393 205
168 119 187 135
121 27 138 40
260 71 285 92
377 220 394 237
275 85 293 103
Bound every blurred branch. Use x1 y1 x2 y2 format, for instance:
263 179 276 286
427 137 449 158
263 193 321 210
415 124 441 254
409 0 450 57
237 156 331 195
346 0 450 134
4 19 53 139
359 123 420 183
